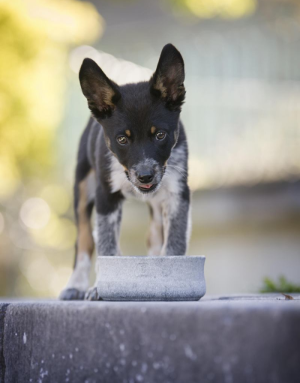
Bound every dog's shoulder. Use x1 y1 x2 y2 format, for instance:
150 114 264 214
85 117 103 169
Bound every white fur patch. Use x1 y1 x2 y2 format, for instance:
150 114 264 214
186 204 192 251
109 146 184 206
148 203 164 256
109 156 129 194
66 253 91 291
85 170 96 203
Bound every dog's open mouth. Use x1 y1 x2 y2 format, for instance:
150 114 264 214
138 184 157 193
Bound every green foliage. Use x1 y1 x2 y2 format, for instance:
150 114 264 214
260 276 300 293
0 0 102 201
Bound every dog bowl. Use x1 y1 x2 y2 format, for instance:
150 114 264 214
96 255 206 301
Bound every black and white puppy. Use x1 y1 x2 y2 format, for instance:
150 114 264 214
60 44 191 301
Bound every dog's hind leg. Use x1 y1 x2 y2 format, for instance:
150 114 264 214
60 173 95 301
60 123 96 300
147 202 164 256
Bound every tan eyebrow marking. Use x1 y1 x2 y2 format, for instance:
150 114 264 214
125 129 131 137
151 126 156 134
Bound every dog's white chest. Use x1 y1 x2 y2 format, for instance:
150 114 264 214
109 157 134 197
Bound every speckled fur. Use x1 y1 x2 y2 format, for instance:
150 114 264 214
60 44 191 301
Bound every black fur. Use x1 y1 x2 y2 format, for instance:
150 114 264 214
60 44 191 301
79 44 185 178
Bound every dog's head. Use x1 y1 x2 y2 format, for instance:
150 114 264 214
79 44 185 194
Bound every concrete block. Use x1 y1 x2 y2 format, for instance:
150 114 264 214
1 296 300 383
96 255 206 301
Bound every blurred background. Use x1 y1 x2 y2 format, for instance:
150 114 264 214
0 0 300 298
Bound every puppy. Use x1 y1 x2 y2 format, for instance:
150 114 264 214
60 44 191 300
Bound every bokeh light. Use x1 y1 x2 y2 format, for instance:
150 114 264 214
184 0 257 19
20 198 51 230
30 216 76 250
40 184 70 215
69 45 152 85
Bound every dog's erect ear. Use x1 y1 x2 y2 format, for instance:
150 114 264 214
79 58 121 119
150 44 185 111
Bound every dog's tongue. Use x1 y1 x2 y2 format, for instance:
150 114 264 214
140 184 152 189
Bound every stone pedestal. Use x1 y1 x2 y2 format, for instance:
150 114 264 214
1 295 300 383
96 255 206 301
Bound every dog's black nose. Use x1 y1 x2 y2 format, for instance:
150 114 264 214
137 171 154 184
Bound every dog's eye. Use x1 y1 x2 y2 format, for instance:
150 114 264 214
156 131 166 141
117 136 128 145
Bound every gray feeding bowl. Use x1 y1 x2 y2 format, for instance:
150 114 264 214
96 255 206 301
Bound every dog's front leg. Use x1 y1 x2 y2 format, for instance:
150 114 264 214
85 188 123 300
161 184 191 256
95 208 122 257
147 203 164 256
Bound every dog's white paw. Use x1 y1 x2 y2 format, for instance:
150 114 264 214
84 286 102 301
59 288 86 301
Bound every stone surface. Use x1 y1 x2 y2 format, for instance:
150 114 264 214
0 295 300 383
96 256 206 301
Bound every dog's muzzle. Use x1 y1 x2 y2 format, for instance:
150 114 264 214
128 162 163 194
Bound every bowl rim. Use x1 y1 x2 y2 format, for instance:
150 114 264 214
97 255 206 260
